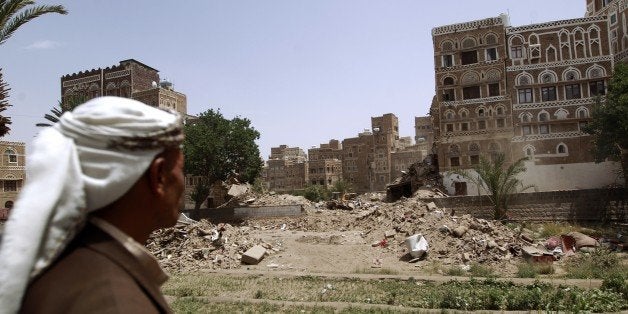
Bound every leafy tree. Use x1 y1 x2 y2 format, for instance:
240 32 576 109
36 95 85 127
0 69 11 136
451 153 533 220
331 179 351 199
302 184 330 202
183 109 263 210
585 63 628 186
0 0 67 45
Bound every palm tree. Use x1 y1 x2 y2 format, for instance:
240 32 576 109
452 153 534 220
36 95 85 127
0 69 10 136
0 0 67 45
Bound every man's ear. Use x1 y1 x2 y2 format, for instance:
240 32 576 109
147 156 167 196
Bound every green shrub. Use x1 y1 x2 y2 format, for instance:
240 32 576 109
566 248 626 279
517 262 555 278
302 184 330 202
469 263 496 278
444 266 465 276
601 273 628 295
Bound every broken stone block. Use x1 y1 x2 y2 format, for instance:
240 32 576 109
242 245 266 265
487 240 498 249
426 202 438 211
453 226 468 238
462 252 471 262
438 225 451 234
384 230 397 238
521 233 534 243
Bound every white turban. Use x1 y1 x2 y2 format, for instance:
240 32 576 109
0 97 183 313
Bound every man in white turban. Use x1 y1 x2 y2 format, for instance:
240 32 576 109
0 96 185 313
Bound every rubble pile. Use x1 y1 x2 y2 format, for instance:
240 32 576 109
249 193 311 207
149 188 615 274
147 220 279 272
347 197 524 266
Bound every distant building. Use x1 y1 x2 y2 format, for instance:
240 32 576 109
308 140 343 188
264 145 308 192
0 141 25 219
60 59 188 117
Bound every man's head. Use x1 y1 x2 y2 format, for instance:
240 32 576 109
149 147 185 229
0 97 184 311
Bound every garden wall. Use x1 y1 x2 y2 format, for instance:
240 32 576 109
421 188 627 222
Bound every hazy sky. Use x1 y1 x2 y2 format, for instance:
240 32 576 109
2 1 585 159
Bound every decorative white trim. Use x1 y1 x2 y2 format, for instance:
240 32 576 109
104 69 131 80
512 131 588 142
441 95 508 107
436 60 501 73
0 166 25 171
506 55 612 72
62 74 100 88
506 16 607 34
513 97 599 110
433 16 505 36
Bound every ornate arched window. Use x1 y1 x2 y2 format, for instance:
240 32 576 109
462 37 476 49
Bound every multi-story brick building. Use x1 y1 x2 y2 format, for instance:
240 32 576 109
586 0 628 62
390 145 424 179
506 16 616 191
60 59 187 117
432 7 622 195
264 145 308 192
341 131 373 192
431 15 513 195
308 140 343 187
0 141 25 217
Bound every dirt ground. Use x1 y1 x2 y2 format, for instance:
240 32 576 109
148 190 538 277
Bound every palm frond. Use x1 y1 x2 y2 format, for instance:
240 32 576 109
0 2 67 45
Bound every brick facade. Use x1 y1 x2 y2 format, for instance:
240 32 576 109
432 6 624 195
0 141 25 217
60 59 187 117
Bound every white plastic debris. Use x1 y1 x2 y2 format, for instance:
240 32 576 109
404 234 429 259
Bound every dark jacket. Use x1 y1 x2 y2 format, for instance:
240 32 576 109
20 223 172 314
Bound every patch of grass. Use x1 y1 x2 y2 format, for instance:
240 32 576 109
565 248 628 279
166 274 627 312
517 262 555 278
537 223 572 238
468 263 496 278
353 267 399 275
444 266 465 276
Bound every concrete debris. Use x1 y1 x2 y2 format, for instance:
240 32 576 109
522 245 556 263
386 155 443 202
242 245 267 265
146 220 272 272
452 226 468 238
150 186 567 274
384 230 397 238
228 184 250 198
426 202 438 212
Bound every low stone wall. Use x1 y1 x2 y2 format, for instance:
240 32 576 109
420 188 627 222
185 205 305 222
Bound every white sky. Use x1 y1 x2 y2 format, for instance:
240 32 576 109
2 0 585 159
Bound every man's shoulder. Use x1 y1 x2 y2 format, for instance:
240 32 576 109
21 227 163 313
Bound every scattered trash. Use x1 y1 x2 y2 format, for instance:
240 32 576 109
404 234 429 259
